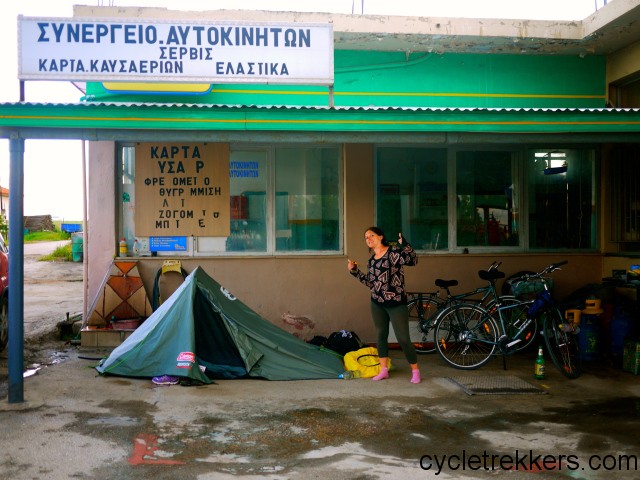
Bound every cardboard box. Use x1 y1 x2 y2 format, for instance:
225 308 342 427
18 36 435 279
622 340 640 375
81 328 133 348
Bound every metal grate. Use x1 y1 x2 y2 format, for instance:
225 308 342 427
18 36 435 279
446 375 547 396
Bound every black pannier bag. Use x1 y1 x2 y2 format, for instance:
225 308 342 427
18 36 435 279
324 330 363 356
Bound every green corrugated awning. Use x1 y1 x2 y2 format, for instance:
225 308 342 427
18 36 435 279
1 101 640 134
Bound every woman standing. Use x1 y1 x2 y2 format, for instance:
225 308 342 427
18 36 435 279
347 226 421 383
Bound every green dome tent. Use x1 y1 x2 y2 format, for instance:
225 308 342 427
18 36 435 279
96 267 344 382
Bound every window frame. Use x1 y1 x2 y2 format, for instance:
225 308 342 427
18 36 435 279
118 142 344 257
608 145 640 252
451 146 524 253
374 144 599 253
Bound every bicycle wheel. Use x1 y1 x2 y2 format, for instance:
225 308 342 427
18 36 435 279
542 307 582 379
407 295 443 354
435 303 499 369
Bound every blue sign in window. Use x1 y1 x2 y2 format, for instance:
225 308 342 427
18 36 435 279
149 236 187 252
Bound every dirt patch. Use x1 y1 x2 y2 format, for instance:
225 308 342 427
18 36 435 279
23 245 84 340
0 242 84 399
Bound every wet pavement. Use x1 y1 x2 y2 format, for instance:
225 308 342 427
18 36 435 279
1 347 639 479
1 245 639 478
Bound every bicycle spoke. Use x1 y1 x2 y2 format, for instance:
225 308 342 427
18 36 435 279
435 304 498 369
543 309 582 379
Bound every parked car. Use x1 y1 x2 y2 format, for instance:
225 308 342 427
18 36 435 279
0 232 8 351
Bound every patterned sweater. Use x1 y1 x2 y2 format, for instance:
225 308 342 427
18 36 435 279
350 242 418 306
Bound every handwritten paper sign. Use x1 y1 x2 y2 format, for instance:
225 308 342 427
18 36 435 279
134 142 230 237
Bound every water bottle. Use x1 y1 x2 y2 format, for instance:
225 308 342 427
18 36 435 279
534 346 545 379
339 370 361 380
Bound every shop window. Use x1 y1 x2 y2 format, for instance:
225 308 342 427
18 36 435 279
226 150 268 252
527 149 596 250
201 146 341 254
120 144 341 256
121 146 135 248
610 146 640 250
376 148 448 250
376 146 596 252
275 147 341 252
456 151 519 248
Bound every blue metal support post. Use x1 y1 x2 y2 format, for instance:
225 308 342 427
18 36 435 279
8 137 25 403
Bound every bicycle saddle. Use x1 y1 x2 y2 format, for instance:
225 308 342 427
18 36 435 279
479 269 506 281
435 279 459 288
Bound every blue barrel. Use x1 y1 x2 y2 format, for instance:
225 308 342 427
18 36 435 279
610 307 633 367
578 313 601 361
71 232 83 262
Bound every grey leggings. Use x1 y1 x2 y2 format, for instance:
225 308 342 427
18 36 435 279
370 302 418 365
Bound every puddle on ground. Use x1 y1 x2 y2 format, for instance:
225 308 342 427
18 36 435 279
1 347 74 398
49 351 70 364
22 344 73 367
86 416 142 427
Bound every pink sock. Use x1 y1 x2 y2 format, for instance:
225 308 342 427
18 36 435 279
411 369 421 384
372 367 389 381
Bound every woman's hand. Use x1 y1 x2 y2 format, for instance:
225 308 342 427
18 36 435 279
347 259 358 271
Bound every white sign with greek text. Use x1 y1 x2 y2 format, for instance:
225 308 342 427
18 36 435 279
18 17 334 85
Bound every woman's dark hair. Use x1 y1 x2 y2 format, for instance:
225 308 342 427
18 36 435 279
365 226 390 247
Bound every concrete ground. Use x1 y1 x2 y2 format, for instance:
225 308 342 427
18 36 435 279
1 246 639 479
1 346 639 479
21 240 84 339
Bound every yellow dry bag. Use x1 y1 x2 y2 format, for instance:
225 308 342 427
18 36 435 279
343 347 392 378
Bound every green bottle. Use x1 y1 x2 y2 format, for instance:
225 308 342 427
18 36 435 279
534 346 545 379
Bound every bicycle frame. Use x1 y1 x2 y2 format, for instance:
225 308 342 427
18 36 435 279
414 262 510 325
434 260 580 377
408 261 529 354
457 267 560 354
479 271 536 352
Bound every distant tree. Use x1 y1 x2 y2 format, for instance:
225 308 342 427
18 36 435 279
0 214 7 239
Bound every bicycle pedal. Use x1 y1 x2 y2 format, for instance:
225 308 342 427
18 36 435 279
506 338 522 348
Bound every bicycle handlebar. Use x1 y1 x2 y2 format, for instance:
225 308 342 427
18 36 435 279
543 260 568 274
522 260 568 281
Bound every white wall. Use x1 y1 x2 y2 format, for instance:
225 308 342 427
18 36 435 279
87 141 116 308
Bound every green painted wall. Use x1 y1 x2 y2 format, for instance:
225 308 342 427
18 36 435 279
85 51 606 108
